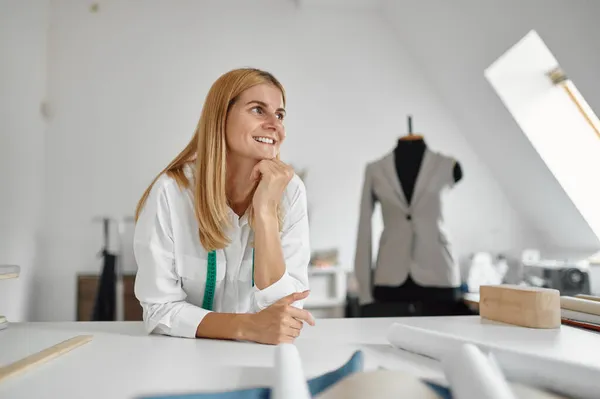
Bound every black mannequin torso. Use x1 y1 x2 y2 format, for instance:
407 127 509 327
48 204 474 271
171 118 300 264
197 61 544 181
393 138 462 204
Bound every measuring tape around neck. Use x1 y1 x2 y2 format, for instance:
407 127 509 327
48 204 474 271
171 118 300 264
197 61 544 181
201 249 255 311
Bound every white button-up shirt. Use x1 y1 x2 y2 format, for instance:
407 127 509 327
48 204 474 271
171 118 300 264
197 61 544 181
133 163 310 338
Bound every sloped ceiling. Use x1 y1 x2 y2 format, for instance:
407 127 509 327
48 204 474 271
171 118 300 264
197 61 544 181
381 0 600 258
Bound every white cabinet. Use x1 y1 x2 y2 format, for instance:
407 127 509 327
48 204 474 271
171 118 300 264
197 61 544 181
0 265 20 330
305 266 350 318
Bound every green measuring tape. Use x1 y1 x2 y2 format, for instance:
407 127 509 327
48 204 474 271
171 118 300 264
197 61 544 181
201 249 255 311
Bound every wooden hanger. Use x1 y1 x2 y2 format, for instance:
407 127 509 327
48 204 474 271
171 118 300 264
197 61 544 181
399 115 424 141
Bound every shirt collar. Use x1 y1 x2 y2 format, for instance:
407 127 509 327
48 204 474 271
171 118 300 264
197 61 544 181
227 206 250 228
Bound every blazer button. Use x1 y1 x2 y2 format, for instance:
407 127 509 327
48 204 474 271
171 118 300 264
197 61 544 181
406 214 412 220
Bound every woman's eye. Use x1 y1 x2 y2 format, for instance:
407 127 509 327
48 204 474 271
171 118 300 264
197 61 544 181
276 113 285 121
251 106 263 115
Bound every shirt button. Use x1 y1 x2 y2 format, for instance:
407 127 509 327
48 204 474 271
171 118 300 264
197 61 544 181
406 214 412 220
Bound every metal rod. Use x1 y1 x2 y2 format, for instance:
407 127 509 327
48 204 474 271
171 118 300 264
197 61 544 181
115 219 126 322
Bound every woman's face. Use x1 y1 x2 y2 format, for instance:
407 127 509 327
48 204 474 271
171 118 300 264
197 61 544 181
225 83 286 161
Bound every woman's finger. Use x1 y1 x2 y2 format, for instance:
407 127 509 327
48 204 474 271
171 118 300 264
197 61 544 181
269 159 293 181
271 158 287 170
250 160 267 181
283 326 301 339
284 315 303 331
260 160 279 177
287 306 316 326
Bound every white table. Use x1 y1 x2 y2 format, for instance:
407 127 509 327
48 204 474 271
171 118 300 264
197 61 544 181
1 316 599 399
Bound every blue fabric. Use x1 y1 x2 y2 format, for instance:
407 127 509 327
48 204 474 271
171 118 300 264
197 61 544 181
139 350 452 398
424 381 452 399
306 351 364 396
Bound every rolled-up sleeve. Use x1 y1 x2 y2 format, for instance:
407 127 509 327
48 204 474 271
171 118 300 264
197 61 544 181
253 176 310 311
133 178 210 338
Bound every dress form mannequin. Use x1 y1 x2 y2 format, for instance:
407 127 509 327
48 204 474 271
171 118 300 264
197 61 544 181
357 117 472 317
371 137 463 306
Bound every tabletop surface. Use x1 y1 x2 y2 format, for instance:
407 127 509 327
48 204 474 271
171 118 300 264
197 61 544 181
1 316 599 399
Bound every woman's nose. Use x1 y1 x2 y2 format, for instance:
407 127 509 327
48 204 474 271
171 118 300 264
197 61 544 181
263 113 282 130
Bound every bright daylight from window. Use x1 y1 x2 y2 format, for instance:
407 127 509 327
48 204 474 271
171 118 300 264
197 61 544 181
485 30 600 252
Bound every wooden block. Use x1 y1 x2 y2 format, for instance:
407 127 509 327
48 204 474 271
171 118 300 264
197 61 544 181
479 285 560 328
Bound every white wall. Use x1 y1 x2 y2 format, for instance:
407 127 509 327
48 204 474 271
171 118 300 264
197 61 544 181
33 0 529 321
383 0 600 258
0 0 48 321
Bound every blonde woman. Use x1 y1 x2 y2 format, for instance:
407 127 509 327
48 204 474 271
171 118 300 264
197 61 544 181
133 68 314 344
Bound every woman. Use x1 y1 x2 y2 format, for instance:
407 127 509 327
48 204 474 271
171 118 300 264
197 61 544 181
133 68 315 345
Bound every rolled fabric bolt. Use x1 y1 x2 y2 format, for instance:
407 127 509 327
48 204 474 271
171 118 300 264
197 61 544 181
575 294 600 303
272 344 311 399
442 343 516 399
492 347 600 399
560 296 600 316
386 323 491 360
387 323 600 399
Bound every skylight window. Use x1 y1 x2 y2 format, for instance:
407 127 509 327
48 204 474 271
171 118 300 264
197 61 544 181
484 30 600 245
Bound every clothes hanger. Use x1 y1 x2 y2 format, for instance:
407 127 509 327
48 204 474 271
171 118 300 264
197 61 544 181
399 115 424 141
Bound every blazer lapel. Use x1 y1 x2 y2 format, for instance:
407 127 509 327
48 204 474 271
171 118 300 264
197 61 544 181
411 149 439 208
381 152 409 212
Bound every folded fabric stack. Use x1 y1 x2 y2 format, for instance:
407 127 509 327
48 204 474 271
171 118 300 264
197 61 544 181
560 294 600 332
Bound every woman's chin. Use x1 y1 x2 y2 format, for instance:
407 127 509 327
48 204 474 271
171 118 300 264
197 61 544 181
252 149 278 160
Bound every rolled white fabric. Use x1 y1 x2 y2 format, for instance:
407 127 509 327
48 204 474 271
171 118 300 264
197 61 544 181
387 322 600 399
386 322 491 360
442 344 516 399
272 344 311 399
492 348 600 399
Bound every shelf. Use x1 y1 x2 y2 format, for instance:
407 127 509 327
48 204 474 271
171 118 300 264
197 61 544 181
307 266 349 275
304 297 346 309
0 265 20 280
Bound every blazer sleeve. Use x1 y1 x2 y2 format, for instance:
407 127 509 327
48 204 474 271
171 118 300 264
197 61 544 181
354 164 376 305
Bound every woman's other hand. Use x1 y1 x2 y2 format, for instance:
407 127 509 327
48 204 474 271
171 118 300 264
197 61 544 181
241 290 315 345
250 159 294 217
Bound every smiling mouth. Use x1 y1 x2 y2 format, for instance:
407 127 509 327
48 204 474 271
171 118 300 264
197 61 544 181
253 136 276 145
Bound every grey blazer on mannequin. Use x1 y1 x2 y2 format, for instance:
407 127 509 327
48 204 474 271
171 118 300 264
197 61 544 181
354 149 461 305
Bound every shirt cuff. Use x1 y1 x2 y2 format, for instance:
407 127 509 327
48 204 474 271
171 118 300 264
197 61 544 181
253 272 305 311
171 305 211 338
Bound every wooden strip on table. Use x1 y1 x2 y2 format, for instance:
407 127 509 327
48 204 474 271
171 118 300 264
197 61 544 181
561 318 600 333
0 335 93 383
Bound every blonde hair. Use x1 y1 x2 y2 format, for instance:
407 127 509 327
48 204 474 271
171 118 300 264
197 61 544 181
134 68 286 251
